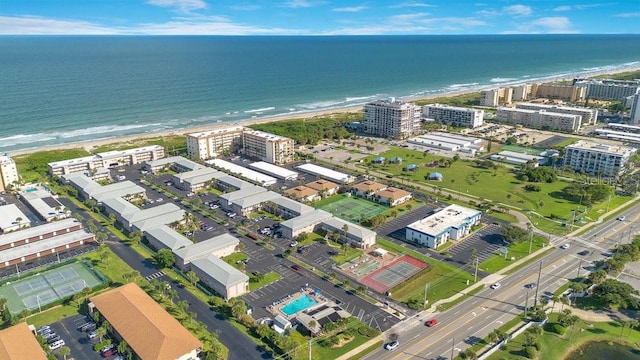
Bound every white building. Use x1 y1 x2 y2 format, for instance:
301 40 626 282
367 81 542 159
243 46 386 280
206 159 277 186
321 218 376 249
563 141 637 177
48 145 165 176
489 151 547 166
248 161 298 181
296 163 355 184
422 104 484 128
173 234 240 269
0 204 30 233
0 155 19 192
406 204 481 249
496 107 582 132
515 102 598 126
362 99 422 139
186 126 246 160
242 130 295 165
575 79 640 101
191 255 249 300
280 209 332 240
480 89 499 107
630 93 640 125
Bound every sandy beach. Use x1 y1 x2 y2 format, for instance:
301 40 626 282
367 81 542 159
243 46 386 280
11 66 640 158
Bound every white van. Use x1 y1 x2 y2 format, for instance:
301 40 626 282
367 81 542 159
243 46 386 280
49 339 66 350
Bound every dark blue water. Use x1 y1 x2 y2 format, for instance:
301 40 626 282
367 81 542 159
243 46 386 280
1 35 639 151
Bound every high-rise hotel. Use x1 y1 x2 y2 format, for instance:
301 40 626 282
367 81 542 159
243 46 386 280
362 99 421 139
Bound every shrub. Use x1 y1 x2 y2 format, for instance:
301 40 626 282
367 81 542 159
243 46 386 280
525 346 537 359
550 323 566 335
358 326 378 337
93 339 112 352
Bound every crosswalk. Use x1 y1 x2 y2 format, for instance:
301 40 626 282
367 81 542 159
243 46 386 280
144 271 166 281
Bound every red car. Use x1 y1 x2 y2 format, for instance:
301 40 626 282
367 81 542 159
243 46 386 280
425 319 438 327
292 264 302 271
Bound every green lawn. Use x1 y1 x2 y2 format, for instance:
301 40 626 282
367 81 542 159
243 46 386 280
487 313 640 360
479 236 548 273
359 146 633 234
249 271 282 291
223 252 249 266
376 239 473 305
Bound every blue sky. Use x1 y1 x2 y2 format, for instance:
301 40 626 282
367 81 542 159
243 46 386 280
1 1 638 35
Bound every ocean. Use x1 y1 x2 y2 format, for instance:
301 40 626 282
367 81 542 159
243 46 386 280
1 34 640 153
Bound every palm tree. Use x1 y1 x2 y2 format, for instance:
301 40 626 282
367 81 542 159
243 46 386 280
187 270 199 286
96 326 107 342
59 346 71 360
117 341 128 356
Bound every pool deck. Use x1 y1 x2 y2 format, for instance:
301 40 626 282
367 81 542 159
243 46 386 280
267 287 327 319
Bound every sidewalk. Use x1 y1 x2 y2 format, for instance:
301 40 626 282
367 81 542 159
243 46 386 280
335 335 382 360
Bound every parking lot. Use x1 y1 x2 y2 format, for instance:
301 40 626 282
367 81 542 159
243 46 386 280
445 223 504 265
47 314 122 359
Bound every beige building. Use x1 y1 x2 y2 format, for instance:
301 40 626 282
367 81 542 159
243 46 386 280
0 323 48 360
480 89 499 107
531 83 585 102
186 126 245 160
515 102 598 126
362 99 422 139
285 186 320 202
48 145 165 176
373 187 412 207
90 283 202 360
0 156 19 192
352 180 387 197
242 130 295 165
191 255 250 300
496 107 582 132
305 179 340 197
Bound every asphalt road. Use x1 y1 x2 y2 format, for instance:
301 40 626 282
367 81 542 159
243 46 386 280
362 203 640 360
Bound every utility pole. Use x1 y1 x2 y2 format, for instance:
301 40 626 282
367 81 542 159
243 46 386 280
450 337 455 360
308 338 312 360
528 226 534 254
524 289 529 317
424 283 429 305
474 258 479 283
533 261 543 309
576 258 583 279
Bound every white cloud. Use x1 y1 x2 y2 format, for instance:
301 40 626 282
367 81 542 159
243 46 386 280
390 12 430 22
229 4 261 11
0 16 123 35
333 6 367 13
531 17 573 32
146 0 207 12
280 0 324 8
503 4 532 17
614 12 640 18
389 1 435 8
553 5 572 12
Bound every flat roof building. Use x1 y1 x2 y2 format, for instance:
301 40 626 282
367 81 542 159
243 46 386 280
0 218 83 251
563 140 637 177
90 283 202 360
218 186 268 210
515 102 598 126
0 204 30 233
101 198 184 231
186 126 246 160
406 204 481 249
321 218 376 249
575 79 640 101
362 99 422 139
145 156 205 173
296 163 355 184
531 83 585 103
422 104 484 128
171 167 224 192
230 191 281 217
242 130 295 165
20 188 69 222
496 107 582 132
48 145 165 176
489 151 547 166
248 161 298 180
268 196 314 220
206 159 277 186
191 255 249 300
0 323 48 360
0 155 19 192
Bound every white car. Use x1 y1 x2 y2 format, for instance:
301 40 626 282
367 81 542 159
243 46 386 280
617 216 626 221
560 244 570 249
384 341 399 351
49 340 65 350
289 241 298 247
490 283 501 289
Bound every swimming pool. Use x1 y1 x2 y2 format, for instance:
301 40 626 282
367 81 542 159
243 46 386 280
281 295 317 316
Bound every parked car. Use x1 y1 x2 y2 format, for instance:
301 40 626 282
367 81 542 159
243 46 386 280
384 341 399 351
46 335 62 344
102 348 118 357
525 282 536 289
292 264 302 271
88 331 98 339
49 340 66 350
289 241 298 247
425 319 438 327
617 216 626 221
577 250 590 256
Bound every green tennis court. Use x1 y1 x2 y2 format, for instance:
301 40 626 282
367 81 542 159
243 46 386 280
317 195 388 221
500 145 544 155
0 261 104 315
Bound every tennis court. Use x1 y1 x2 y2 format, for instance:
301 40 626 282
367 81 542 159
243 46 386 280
0 261 104 315
317 195 387 221
359 255 428 294
500 145 544 156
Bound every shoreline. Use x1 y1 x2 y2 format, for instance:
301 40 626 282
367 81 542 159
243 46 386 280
11 66 640 158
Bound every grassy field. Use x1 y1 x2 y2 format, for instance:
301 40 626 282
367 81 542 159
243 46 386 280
14 148 91 183
487 313 640 360
249 271 282 291
479 236 548 274
359 147 633 234
376 239 473 305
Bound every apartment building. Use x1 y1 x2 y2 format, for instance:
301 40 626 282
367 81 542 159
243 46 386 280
242 130 295 165
48 146 165 176
511 84 533 101
515 103 598 126
563 140 637 177
480 89 499 107
186 126 246 160
422 104 484 128
496 107 582 132
531 83 586 102
0 155 19 192
362 99 421 139
630 93 640 125
406 204 481 249
574 79 640 101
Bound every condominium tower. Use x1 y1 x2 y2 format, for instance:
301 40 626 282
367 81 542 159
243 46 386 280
574 79 640 101
186 126 246 160
0 155 19 192
362 99 421 139
47 146 165 176
242 130 295 165
563 141 637 177
515 103 598 126
422 104 484 128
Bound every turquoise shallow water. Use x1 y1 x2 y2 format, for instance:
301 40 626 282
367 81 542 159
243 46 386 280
281 294 317 316
1 35 639 152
